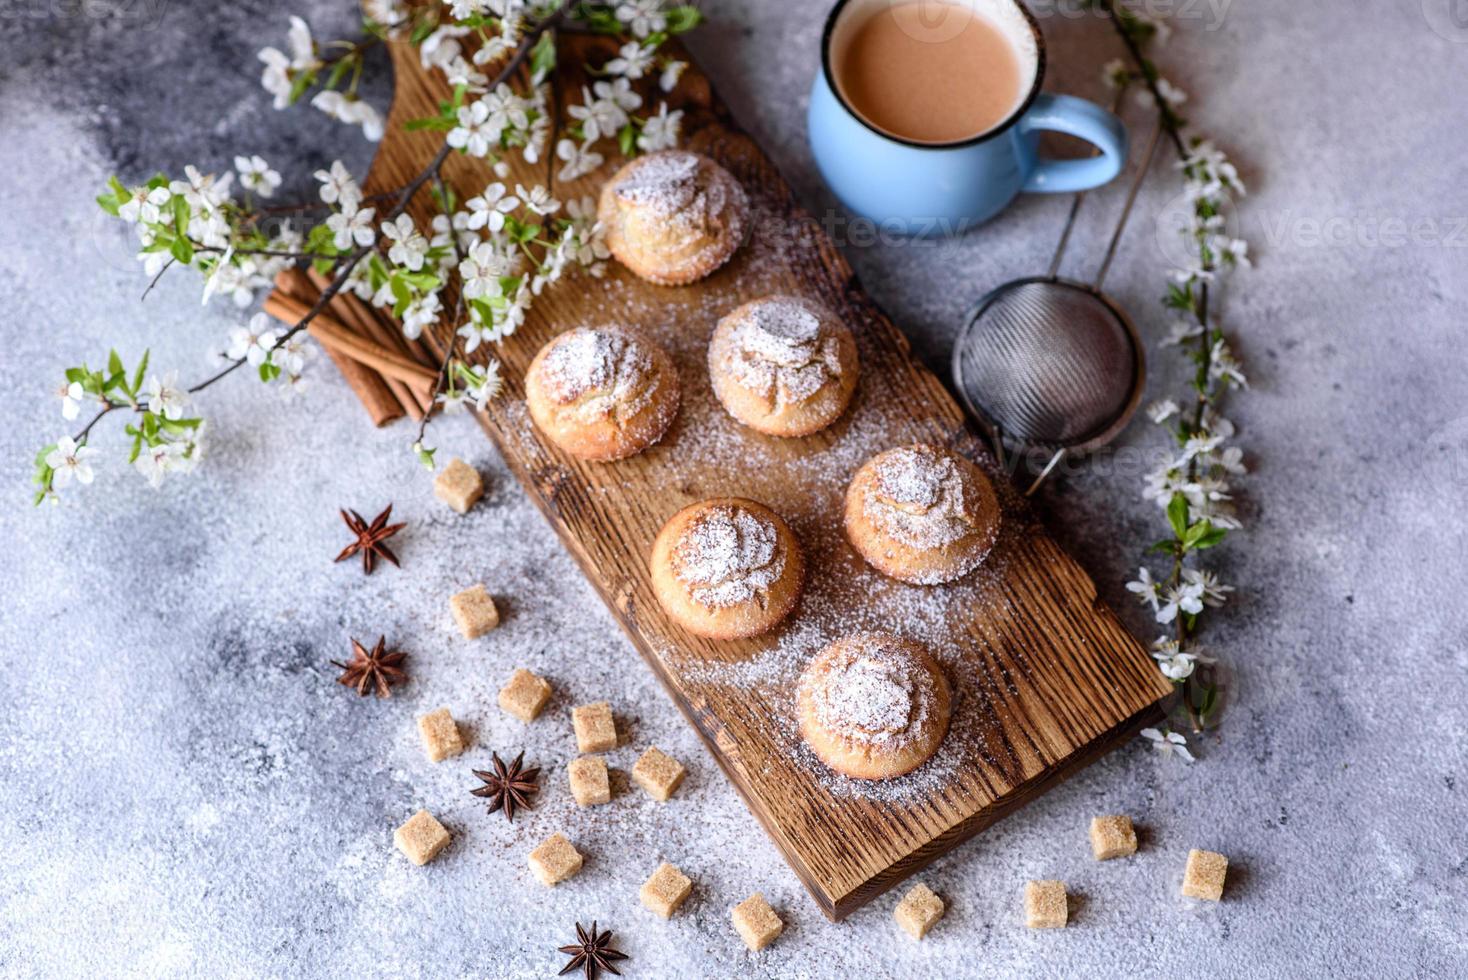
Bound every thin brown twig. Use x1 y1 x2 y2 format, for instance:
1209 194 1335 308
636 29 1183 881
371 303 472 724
73 6 566 448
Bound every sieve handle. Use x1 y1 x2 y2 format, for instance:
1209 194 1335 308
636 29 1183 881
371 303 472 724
1018 95 1129 195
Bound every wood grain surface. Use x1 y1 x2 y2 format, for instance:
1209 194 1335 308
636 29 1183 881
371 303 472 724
298 31 1171 920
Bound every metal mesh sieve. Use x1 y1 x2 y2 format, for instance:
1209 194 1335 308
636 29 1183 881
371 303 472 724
950 119 1162 492
953 277 1142 452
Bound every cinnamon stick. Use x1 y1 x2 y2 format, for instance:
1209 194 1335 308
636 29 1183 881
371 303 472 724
263 292 438 391
306 268 432 419
269 270 403 427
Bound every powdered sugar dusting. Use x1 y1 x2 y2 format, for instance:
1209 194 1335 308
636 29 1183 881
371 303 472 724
867 445 976 548
539 325 657 423
614 150 702 215
803 635 934 749
673 503 786 608
721 297 846 409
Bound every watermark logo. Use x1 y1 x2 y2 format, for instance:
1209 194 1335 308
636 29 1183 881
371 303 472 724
1422 0 1468 42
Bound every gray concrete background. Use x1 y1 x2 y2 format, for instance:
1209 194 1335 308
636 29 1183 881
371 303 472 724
2 1 1466 977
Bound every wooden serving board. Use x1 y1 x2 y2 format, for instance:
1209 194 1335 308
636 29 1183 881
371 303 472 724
330 32 1170 920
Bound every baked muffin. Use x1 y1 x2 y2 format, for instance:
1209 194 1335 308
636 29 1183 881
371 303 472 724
650 498 804 640
708 295 859 437
598 149 750 285
525 325 680 461
797 633 952 780
844 445 1000 585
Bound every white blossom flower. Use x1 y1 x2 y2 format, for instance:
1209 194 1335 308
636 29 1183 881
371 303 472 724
234 155 281 197
45 436 98 487
270 334 313 377
312 91 385 141
1143 461 1186 506
170 166 232 215
326 204 377 249
1161 319 1204 347
1153 646 1197 681
118 184 172 224
659 59 687 93
568 85 629 143
556 139 604 182
1217 237 1250 269
457 317 495 354
1101 58 1131 89
228 313 281 366
134 440 185 488
459 240 509 300
593 77 643 113
448 97 504 157
469 359 503 410
257 47 294 109
437 387 469 414
380 214 429 271
1147 399 1180 424
1140 77 1187 109
1181 430 1224 462
637 102 682 152
464 181 519 232
1209 339 1248 388
1181 568 1233 608
143 371 189 420
516 183 559 216
285 16 317 69
606 40 654 79
1141 727 1193 762
57 381 84 421
1156 578 1206 625
616 0 666 38
400 292 442 340
1209 445 1247 476
314 160 361 209
1126 567 1161 613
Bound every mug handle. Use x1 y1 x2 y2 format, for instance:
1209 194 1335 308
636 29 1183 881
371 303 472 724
1018 94 1129 194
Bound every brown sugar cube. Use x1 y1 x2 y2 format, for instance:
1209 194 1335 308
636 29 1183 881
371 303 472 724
893 882 945 939
394 809 450 866
732 893 784 951
571 701 617 753
435 457 484 514
416 707 465 763
499 667 551 722
1182 848 1229 901
1090 814 1138 860
639 862 693 918
450 584 499 639
528 833 583 887
1024 880 1068 928
632 746 686 802
568 755 612 806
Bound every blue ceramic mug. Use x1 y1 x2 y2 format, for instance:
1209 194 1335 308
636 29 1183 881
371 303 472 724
809 0 1129 236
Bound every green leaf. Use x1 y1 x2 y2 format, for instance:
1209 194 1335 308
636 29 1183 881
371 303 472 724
287 67 318 105
529 29 557 82
171 195 190 233
1166 493 1189 540
64 367 87 384
1191 525 1229 550
405 115 458 132
325 52 355 91
131 349 150 397
665 5 702 33
617 121 637 157
258 361 281 383
170 235 194 264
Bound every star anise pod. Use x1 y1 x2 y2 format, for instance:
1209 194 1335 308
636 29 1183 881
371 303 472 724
557 921 627 980
334 505 405 575
470 751 540 822
331 636 408 698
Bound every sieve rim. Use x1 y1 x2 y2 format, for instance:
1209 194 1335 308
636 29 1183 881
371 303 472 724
950 276 1147 455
